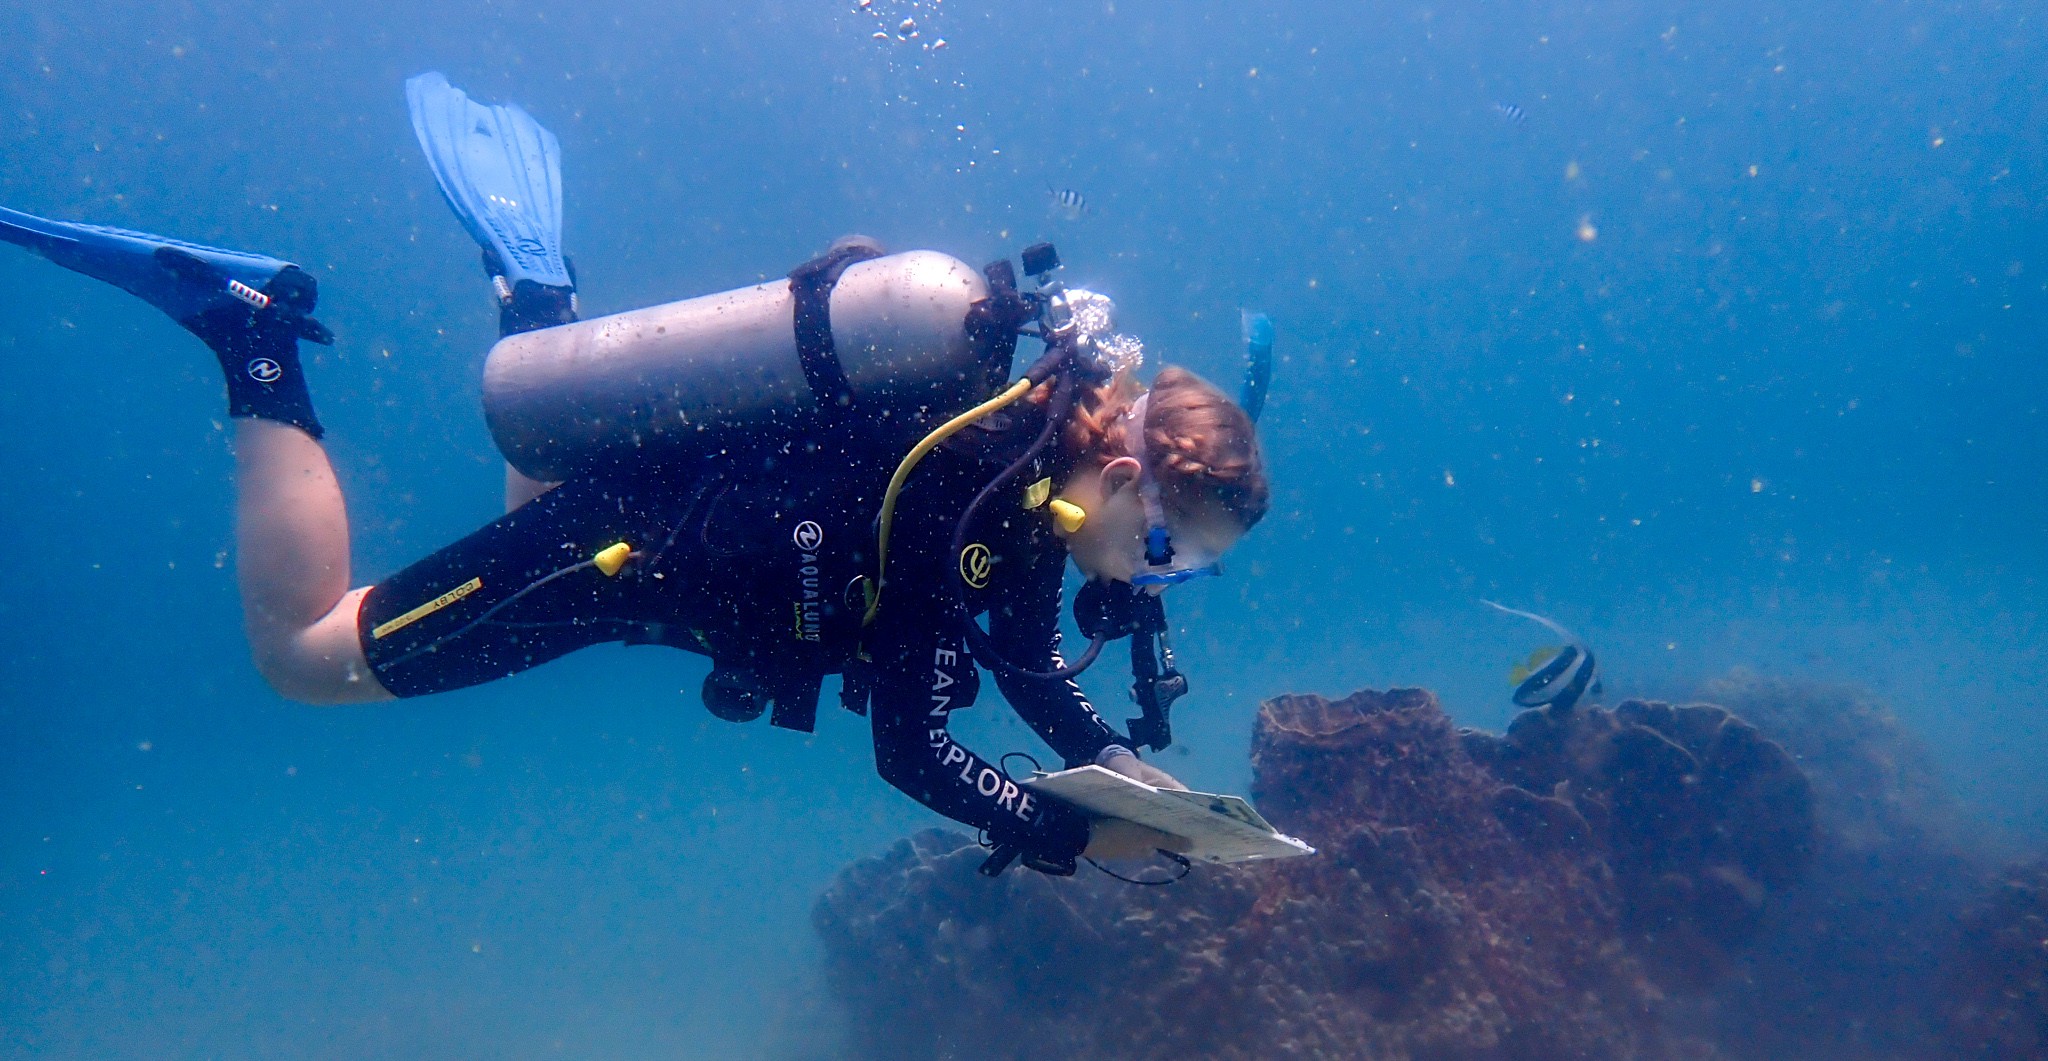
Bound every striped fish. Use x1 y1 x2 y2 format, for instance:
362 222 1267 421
1047 185 1088 220
1493 101 1527 124
1484 600 1601 713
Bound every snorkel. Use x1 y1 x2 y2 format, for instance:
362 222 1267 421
1120 393 1224 589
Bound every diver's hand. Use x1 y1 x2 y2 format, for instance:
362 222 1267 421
1096 745 1189 791
1084 818 1188 861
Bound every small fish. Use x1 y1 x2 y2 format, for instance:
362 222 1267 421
1493 101 1527 124
1508 646 1562 684
1047 185 1088 221
1484 600 1600 713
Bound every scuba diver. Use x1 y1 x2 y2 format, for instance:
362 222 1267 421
0 74 1271 877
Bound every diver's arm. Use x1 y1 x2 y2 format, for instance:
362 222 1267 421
233 421 392 703
866 619 1092 862
986 551 1124 767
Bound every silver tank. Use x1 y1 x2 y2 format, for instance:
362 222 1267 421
483 250 994 481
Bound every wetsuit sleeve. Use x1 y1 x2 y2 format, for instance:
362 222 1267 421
358 477 654 697
986 546 1124 767
865 620 1090 861
863 504 1091 862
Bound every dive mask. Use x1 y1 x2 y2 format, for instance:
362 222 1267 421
1122 393 1224 590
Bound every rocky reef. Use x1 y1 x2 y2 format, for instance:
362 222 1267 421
1679 673 1989 1060
1944 857 2048 1060
814 689 1697 1061
1459 695 1816 983
811 675 2030 1061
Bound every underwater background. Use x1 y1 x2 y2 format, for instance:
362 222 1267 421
0 0 2041 1057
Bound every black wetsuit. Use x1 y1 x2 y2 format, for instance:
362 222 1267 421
356 408 1116 862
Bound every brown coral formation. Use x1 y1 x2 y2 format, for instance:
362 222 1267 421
1686 673 1991 1060
813 689 1693 1061
1944 858 2048 1060
812 673 2045 1061
1458 697 1816 981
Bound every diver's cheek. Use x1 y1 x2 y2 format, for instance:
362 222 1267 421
1069 543 1133 585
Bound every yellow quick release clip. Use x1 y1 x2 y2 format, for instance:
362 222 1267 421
593 542 633 576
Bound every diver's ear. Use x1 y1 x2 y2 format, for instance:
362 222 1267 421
1099 456 1143 497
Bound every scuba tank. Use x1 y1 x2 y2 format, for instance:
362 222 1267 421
483 248 1000 481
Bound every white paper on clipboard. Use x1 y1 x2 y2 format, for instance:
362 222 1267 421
1022 765 1316 864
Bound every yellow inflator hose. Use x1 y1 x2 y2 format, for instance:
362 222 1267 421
862 377 1036 626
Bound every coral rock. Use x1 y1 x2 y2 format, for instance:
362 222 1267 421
1944 858 2048 1060
1460 696 1816 980
815 689 1691 1060
1690 672 1990 1059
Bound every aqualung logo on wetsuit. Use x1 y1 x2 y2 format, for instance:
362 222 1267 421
792 520 824 642
246 357 283 384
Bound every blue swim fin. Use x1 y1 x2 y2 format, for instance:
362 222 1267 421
0 205 331 343
406 72 572 293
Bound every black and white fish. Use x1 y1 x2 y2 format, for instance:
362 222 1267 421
1047 185 1088 221
1493 101 1527 124
1484 600 1601 713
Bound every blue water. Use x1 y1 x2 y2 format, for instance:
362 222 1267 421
2 1 2042 1056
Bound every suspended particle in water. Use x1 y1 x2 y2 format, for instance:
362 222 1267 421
1576 215 1598 242
873 30 888 39
898 17 917 36
857 0 871 7
930 38 947 50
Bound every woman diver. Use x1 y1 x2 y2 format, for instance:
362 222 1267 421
0 75 1270 877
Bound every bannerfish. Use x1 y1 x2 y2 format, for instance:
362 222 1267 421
1048 185 1088 221
1483 600 1601 713
1493 101 1527 124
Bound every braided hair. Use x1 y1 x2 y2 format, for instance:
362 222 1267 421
1064 365 1270 530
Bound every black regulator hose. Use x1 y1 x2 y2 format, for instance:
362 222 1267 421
949 356 1114 683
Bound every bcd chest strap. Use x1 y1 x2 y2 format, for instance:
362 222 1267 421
788 240 886 412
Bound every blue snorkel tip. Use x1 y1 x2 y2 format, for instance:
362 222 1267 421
1239 310 1274 422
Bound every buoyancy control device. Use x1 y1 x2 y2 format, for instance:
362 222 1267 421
483 246 1009 482
474 239 1196 766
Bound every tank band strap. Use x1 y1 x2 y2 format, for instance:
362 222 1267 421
788 242 886 412
967 258 1035 393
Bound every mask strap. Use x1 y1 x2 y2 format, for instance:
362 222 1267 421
1122 393 1174 566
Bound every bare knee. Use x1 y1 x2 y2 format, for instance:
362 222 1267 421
247 588 394 704
251 646 390 704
